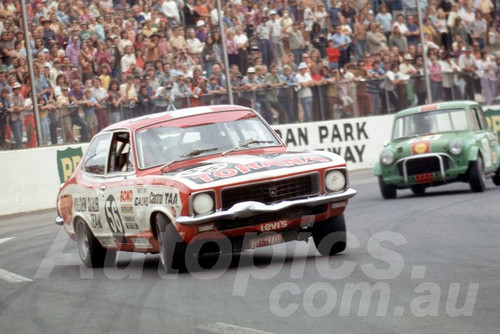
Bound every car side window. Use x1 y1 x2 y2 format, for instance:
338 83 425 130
473 108 488 131
83 133 112 175
108 132 134 173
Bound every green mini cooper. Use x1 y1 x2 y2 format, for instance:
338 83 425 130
374 101 500 199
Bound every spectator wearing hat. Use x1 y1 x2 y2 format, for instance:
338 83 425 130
195 21 208 43
295 62 313 122
41 17 56 49
8 81 24 149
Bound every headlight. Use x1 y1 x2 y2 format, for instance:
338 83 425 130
192 192 215 216
381 150 395 165
325 170 346 192
449 140 463 155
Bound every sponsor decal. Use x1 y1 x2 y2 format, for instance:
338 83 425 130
259 221 288 232
57 147 83 183
149 191 179 205
125 222 139 229
249 233 284 249
172 153 332 184
412 141 430 155
120 190 133 203
90 213 102 229
73 196 99 212
104 195 126 242
60 194 73 222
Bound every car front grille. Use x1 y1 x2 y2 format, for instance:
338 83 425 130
220 173 320 211
396 155 451 175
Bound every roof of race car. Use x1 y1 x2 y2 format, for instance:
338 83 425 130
394 100 479 118
103 105 255 132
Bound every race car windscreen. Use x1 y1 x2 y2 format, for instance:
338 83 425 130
392 108 469 140
135 113 282 169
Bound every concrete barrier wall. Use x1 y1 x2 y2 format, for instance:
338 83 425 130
0 115 394 216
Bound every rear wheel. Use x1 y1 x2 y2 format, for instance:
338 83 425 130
410 184 426 195
312 214 346 256
75 220 116 268
378 176 397 199
156 214 187 273
469 157 485 192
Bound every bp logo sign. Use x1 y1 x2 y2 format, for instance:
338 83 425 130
57 147 83 183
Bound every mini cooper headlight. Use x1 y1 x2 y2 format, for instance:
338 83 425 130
449 140 463 155
325 170 346 192
192 192 215 216
381 150 395 165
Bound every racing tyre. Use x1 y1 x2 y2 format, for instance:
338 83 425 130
410 184 426 195
312 214 346 256
156 214 187 273
492 167 500 186
468 157 485 192
75 220 116 268
378 176 397 199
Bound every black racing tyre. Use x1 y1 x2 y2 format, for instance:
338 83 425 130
492 167 500 186
469 157 486 192
378 176 397 199
410 184 426 195
156 214 187 273
312 214 347 256
75 220 116 268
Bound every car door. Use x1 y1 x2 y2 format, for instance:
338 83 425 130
472 107 499 173
97 131 139 247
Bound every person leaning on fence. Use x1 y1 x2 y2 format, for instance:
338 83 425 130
295 62 314 122
263 64 287 124
67 80 91 143
56 86 74 143
279 65 298 124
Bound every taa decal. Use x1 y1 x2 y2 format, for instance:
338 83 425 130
105 195 126 241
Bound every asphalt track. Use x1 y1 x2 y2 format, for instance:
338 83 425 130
1 169 499 333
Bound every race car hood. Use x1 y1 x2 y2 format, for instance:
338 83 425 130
392 132 467 157
162 151 345 188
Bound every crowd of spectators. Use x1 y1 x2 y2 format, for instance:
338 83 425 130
0 0 499 149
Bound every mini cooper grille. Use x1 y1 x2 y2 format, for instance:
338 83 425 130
221 174 319 211
397 156 450 175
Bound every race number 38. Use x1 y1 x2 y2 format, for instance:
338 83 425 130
105 195 125 234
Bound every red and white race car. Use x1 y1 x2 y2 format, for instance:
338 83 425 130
56 105 357 272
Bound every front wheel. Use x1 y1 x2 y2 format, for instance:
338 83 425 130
156 214 187 273
312 214 346 256
75 220 116 268
492 167 500 186
378 176 397 199
469 157 485 192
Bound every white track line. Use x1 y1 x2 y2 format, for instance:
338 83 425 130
0 269 32 283
197 322 275 334
0 237 14 245
0 237 32 283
